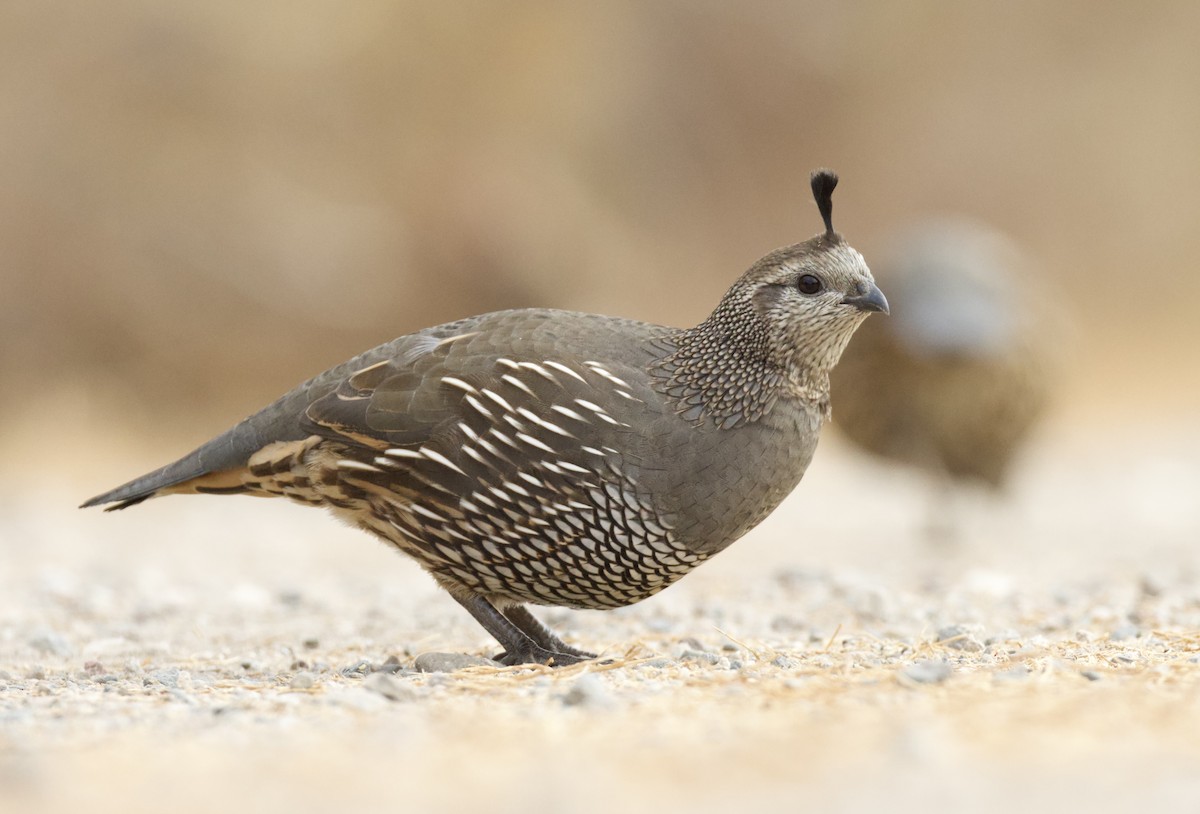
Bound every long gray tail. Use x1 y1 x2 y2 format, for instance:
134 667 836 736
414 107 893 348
79 418 275 511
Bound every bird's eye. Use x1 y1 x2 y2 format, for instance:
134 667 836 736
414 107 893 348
797 274 823 295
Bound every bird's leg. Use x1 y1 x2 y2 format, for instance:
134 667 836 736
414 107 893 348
502 605 596 660
451 594 588 667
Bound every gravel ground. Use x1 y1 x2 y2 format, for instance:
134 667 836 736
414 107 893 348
3 421 1200 813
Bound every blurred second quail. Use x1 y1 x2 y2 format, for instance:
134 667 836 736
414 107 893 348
832 218 1054 490
82 170 886 666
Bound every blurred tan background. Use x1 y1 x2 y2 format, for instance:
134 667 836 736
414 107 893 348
2 1 1198 481
4 6 1200 814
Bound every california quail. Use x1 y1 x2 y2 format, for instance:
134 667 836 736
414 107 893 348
831 217 1053 491
83 170 887 666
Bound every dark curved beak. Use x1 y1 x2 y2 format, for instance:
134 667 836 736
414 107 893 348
842 282 889 315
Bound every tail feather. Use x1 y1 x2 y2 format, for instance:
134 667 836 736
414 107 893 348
81 328 439 511
79 417 269 510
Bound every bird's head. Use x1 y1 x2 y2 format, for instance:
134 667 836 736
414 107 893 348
711 170 888 382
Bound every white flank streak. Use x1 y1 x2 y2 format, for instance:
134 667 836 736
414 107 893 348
490 429 520 449
503 414 525 431
500 374 536 397
481 388 514 413
352 359 389 376
437 332 479 348
542 462 564 474
518 361 557 383
441 376 477 394
550 404 589 423
518 472 546 489
502 479 531 498
476 436 503 457
338 460 382 473
574 398 608 415
411 504 448 523
460 498 481 514
489 486 512 503
581 446 606 456
584 361 631 388
596 413 624 426
616 390 640 401
465 395 494 418
496 357 519 369
463 446 487 466
419 447 467 476
473 492 498 509
384 448 425 460
458 422 480 441
557 460 590 474
516 432 555 454
518 407 573 437
544 360 588 384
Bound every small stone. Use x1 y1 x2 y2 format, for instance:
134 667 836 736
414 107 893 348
151 668 180 688
680 649 720 665
772 655 799 669
936 625 984 652
373 655 405 674
413 652 496 673
1111 625 1140 642
341 660 374 678
362 671 419 702
993 665 1029 681
0 669 13 681
289 671 316 689
83 660 105 676
303 638 320 650
1081 670 1102 681
632 657 673 669
30 632 71 658
26 666 46 680
902 659 953 685
561 673 614 708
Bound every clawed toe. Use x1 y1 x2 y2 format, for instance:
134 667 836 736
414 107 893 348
495 645 590 667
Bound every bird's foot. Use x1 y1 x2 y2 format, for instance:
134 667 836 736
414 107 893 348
492 644 593 667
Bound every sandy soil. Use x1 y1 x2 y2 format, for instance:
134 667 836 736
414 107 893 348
3 420 1200 814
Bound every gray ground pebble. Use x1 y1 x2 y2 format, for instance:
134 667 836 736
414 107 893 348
1081 670 1102 681
680 649 721 665
561 673 614 709
937 625 985 652
362 671 420 702
993 665 1030 681
632 657 674 670
1111 625 1141 641
413 652 496 673
341 660 374 677
373 655 405 674
29 632 71 657
289 671 316 690
772 655 799 669
902 659 953 684
151 668 180 688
